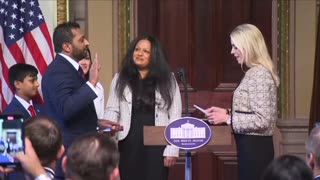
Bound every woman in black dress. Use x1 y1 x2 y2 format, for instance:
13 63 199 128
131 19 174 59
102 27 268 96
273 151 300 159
204 24 279 180
103 34 182 180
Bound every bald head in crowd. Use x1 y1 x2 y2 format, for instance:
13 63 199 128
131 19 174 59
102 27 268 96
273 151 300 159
62 133 120 180
306 127 320 178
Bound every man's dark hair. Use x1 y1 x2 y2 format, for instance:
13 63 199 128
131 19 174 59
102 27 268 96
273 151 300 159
53 21 80 53
65 133 119 180
24 115 63 166
8 63 38 90
261 155 313 180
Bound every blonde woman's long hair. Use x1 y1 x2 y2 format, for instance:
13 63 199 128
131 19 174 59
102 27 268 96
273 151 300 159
230 24 280 86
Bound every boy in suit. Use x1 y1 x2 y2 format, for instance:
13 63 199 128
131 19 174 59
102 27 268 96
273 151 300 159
3 63 45 118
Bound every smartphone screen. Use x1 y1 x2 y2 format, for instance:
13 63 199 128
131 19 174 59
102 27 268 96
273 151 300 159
0 115 24 167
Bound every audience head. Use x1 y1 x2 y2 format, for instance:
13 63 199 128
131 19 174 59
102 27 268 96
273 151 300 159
306 127 320 173
117 34 175 109
62 133 119 180
230 23 279 86
8 63 39 99
53 21 89 61
24 115 64 167
261 154 313 180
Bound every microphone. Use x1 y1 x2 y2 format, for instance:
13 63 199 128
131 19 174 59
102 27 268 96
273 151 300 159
176 67 189 116
177 68 186 83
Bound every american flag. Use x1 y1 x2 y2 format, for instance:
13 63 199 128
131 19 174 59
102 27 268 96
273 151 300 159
0 0 53 111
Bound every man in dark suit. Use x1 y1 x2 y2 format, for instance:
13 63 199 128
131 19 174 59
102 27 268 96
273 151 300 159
42 21 101 148
3 63 45 118
306 127 320 180
42 21 101 177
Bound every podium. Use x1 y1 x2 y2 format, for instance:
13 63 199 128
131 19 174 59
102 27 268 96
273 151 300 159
144 125 238 180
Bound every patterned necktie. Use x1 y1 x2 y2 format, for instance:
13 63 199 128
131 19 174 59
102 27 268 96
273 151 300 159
28 105 36 116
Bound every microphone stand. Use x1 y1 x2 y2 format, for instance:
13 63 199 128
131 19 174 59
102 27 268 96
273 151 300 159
177 68 191 180
177 68 189 116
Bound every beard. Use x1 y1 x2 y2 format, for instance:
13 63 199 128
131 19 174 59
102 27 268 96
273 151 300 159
72 46 88 61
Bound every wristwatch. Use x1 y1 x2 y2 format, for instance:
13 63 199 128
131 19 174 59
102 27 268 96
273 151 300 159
226 116 231 125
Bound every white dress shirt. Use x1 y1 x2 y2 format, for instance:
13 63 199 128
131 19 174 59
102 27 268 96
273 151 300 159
94 82 105 119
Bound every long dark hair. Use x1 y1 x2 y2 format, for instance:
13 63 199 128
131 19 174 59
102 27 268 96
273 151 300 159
116 34 175 110
84 48 92 80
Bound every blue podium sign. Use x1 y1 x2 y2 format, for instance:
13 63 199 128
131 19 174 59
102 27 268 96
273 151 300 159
164 117 212 150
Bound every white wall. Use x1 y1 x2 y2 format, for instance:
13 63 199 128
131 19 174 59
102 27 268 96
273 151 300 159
88 1 113 100
294 0 317 118
38 0 57 36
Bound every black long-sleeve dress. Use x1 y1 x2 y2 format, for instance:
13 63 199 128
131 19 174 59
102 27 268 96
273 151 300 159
118 78 168 180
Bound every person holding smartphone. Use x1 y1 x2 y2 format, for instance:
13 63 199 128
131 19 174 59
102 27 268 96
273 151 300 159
0 115 64 180
102 34 182 180
205 24 279 180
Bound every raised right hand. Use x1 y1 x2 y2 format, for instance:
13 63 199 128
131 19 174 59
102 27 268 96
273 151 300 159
89 53 100 86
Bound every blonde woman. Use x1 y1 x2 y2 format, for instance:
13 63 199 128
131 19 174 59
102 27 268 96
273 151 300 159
205 24 279 180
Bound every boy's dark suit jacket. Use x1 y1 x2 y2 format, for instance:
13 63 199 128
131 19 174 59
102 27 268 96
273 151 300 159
42 54 98 148
3 97 46 118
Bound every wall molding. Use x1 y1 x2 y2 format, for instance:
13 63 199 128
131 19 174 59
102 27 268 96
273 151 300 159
57 0 68 24
112 0 137 75
276 118 309 158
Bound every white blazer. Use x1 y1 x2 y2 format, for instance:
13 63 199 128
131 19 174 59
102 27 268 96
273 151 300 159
104 73 182 157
